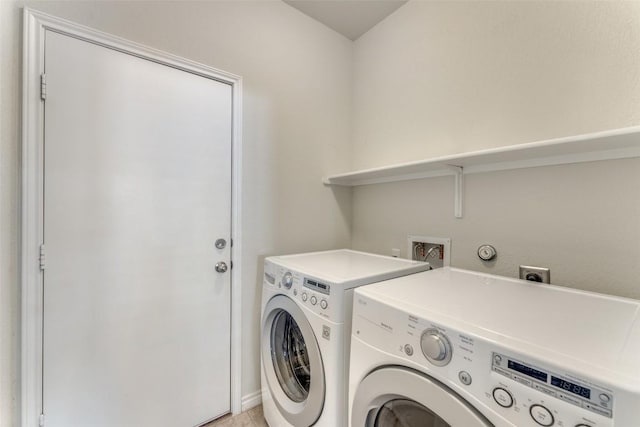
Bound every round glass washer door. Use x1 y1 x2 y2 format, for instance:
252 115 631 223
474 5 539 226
352 367 493 427
262 295 325 426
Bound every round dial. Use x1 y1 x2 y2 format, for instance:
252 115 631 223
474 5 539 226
281 272 293 289
420 329 452 366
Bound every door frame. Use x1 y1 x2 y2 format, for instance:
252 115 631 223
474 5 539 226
21 8 244 426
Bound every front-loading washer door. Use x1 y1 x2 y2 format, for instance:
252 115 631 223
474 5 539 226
352 367 493 427
262 295 325 426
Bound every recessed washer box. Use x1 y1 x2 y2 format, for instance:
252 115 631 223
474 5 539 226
408 235 451 268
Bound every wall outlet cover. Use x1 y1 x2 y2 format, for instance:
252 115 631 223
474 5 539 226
519 265 550 284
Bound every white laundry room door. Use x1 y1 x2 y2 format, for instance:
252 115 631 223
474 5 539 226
42 30 232 427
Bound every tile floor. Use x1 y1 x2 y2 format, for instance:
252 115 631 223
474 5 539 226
203 405 268 427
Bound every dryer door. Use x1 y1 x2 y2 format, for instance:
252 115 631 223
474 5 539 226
352 367 493 427
262 295 325 426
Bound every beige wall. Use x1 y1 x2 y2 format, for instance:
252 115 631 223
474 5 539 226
0 1 20 425
351 2 640 297
352 1 640 168
0 2 352 425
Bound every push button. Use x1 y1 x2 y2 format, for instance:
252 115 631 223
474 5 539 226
404 344 414 356
310 296 317 305
492 387 513 408
322 325 330 340
458 371 472 385
301 292 308 302
320 299 328 309
529 404 554 426
512 374 531 387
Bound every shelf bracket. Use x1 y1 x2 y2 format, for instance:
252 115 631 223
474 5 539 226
446 165 463 218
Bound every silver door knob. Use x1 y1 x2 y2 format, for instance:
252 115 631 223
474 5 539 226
215 262 228 273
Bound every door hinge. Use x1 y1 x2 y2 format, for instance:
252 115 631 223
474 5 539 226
40 74 47 101
39 413 45 427
39 244 46 271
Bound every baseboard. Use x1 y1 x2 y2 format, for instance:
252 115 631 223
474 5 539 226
241 390 262 412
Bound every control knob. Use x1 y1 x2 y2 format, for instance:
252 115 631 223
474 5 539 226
420 328 452 366
281 272 294 289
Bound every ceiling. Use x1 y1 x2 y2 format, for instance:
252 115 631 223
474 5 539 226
284 0 408 41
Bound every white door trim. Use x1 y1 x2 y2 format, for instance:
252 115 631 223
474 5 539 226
21 8 244 426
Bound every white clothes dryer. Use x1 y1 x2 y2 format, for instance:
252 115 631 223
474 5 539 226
261 249 431 427
349 267 640 427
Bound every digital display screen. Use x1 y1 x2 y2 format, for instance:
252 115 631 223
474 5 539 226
508 360 548 382
551 376 591 399
304 278 330 294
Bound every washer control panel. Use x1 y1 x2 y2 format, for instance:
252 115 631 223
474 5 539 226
264 260 338 321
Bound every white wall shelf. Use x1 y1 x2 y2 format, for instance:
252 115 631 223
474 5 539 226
323 126 640 218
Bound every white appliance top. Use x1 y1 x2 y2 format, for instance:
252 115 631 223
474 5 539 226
267 249 430 289
357 267 640 382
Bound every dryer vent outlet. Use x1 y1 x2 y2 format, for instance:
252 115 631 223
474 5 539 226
408 235 451 269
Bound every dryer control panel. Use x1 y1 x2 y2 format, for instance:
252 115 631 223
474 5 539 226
491 352 613 420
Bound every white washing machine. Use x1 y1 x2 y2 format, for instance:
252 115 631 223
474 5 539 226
260 249 431 427
349 267 640 427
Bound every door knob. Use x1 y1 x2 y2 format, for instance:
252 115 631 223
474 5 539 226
215 262 228 273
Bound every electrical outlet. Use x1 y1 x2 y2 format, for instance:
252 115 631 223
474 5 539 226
519 266 550 284
407 235 451 269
